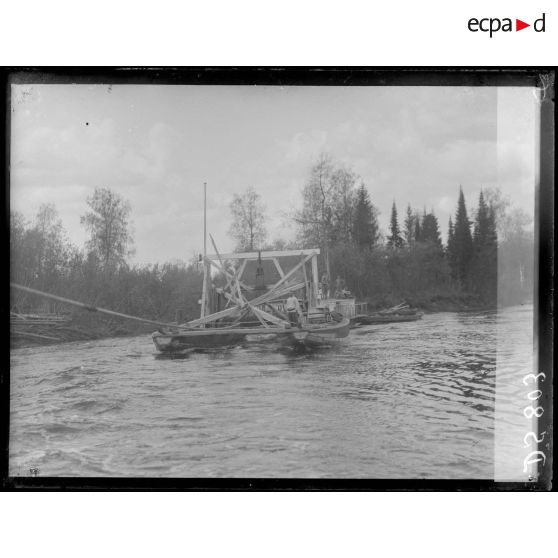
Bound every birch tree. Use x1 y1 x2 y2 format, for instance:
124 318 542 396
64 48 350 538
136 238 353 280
228 187 267 252
81 188 134 271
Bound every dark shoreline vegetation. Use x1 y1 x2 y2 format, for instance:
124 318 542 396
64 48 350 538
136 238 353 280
11 156 533 348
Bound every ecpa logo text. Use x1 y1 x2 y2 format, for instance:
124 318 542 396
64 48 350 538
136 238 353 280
468 13 545 37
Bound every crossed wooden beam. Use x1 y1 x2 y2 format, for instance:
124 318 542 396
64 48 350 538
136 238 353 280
187 236 314 329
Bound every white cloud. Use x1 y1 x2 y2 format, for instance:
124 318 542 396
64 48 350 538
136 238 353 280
9 84 535 262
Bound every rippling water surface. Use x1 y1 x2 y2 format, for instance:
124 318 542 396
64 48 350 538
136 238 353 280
10 306 533 478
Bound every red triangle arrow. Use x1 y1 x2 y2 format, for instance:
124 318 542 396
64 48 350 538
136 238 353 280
516 19 530 31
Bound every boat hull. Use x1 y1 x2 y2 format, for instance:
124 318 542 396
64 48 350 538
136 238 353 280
152 319 350 353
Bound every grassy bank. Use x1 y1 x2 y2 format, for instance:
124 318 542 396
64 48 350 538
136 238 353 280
10 311 156 349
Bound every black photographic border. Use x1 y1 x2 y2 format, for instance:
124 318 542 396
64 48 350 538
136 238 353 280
1 67 554 491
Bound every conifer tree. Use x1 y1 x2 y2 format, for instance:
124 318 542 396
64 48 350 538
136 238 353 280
414 211 422 242
487 204 498 245
447 217 454 246
353 184 379 249
450 187 473 287
387 201 404 249
421 212 442 246
447 216 457 280
472 190 498 302
473 190 489 245
404 204 415 245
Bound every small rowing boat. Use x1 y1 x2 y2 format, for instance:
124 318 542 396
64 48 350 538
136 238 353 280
352 312 423 325
350 302 423 326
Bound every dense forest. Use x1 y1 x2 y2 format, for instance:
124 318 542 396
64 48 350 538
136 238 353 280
10 188 204 327
232 155 533 310
11 155 534 340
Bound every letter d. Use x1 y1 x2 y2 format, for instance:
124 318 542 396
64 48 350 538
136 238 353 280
534 13 545 32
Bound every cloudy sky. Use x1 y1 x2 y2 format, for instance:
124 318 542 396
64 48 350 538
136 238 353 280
10 83 537 264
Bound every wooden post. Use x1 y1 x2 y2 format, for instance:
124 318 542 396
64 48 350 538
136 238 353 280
301 254 309 319
200 262 208 326
325 246 330 294
311 252 319 308
272 258 285 278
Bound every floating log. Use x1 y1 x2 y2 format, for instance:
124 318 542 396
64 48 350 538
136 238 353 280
11 320 70 326
12 330 61 341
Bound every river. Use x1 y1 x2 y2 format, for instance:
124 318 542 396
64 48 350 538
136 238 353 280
9 305 534 479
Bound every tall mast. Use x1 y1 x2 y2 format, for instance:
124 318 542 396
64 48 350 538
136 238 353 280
203 182 207 260
200 182 208 323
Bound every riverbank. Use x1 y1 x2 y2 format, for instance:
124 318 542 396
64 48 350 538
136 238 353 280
11 292 497 349
10 311 157 349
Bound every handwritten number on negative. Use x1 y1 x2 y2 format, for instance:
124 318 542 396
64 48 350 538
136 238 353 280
522 372 546 386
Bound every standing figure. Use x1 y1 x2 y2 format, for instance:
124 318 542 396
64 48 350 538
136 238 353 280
334 276 343 297
285 292 302 327
321 273 329 299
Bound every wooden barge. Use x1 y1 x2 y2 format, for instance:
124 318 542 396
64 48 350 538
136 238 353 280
152 246 351 353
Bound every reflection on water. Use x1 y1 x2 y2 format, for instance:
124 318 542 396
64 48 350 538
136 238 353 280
9 306 533 478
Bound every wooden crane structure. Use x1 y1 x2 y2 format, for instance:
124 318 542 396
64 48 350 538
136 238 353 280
194 238 321 329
